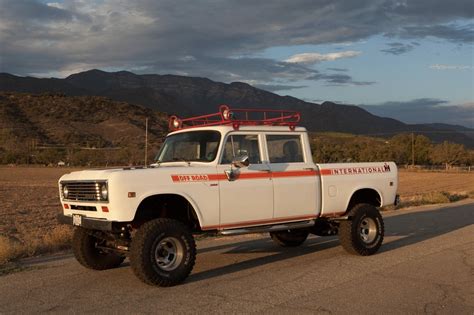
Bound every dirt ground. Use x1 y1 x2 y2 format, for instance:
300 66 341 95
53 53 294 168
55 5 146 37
0 167 79 243
0 166 473 244
398 169 474 198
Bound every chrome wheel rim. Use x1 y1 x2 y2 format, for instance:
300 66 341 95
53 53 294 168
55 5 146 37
154 237 184 271
359 217 377 244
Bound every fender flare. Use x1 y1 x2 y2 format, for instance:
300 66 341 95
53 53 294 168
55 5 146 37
344 186 384 211
135 191 204 228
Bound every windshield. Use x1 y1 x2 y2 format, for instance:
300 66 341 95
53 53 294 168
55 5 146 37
155 131 221 163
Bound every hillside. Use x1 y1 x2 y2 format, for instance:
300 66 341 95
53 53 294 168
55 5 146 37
0 92 168 164
1 70 473 147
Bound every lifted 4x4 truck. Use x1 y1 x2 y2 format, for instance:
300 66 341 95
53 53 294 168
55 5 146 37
58 106 399 286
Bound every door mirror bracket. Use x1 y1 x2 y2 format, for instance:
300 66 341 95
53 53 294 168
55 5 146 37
225 155 249 181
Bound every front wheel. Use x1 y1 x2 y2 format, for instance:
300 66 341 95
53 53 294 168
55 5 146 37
130 218 196 287
338 203 384 255
72 227 125 270
270 229 309 247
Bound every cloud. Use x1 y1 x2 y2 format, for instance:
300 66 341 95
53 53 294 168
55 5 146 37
253 84 307 92
0 0 472 83
308 73 375 86
381 42 418 55
397 24 474 44
284 51 361 65
327 68 348 72
430 64 472 70
142 56 368 87
361 98 474 128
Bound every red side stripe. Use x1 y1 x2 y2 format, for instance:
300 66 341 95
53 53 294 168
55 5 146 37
172 169 326 182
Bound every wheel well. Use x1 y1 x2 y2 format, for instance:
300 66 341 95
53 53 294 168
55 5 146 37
133 194 201 232
347 189 381 211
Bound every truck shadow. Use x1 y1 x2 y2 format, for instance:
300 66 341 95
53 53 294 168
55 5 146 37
187 202 473 284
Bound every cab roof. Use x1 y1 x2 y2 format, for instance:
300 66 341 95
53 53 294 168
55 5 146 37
168 125 307 136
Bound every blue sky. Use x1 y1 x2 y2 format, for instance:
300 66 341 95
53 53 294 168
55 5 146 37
1 0 473 127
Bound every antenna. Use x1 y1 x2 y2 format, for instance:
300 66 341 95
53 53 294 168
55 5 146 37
145 118 148 166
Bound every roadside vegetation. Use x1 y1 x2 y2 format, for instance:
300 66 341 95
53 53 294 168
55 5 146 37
0 226 71 265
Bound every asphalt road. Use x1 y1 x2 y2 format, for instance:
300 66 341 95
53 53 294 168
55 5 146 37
1 200 473 314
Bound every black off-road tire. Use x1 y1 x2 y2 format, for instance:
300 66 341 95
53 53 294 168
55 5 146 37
270 229 309 247
339 203 384 255
72 227 125 270
130 218 196 287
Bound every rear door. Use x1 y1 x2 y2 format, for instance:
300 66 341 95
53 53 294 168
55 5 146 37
265 133 320 219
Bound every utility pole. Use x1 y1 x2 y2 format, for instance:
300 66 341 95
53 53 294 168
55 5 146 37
145 118 148 166
411 133 415 166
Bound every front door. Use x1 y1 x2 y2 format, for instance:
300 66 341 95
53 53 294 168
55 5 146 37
217 133 274 228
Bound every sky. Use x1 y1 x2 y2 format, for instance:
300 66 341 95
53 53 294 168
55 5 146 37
0 0 473 127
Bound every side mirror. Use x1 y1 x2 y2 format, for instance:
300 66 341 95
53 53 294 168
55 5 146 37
225 155 249 181
232 155 249 168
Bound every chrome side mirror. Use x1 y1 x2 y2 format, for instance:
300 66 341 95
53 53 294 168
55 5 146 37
225 155 249 181
232 155 249 168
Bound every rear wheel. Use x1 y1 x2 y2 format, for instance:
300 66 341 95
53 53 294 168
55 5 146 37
338 203 384 255
72 228 125 270
130 218 196 287
270 229 309 247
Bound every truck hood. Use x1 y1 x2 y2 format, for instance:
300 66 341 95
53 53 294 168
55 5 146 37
58 163 211 182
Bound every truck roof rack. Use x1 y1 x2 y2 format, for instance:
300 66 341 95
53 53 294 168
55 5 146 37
169 105 301 131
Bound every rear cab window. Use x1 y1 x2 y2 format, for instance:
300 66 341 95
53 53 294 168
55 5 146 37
266 134 304 163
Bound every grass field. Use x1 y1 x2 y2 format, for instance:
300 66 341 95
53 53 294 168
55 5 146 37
0 166 473 264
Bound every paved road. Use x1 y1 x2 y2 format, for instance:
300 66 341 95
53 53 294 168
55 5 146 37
1 201 473 314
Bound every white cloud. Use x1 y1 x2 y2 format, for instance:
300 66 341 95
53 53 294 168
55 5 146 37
429 64 472 70
284 51 361 65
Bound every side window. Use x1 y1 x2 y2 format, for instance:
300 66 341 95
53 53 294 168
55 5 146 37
221 134 261 164
267 135 304 163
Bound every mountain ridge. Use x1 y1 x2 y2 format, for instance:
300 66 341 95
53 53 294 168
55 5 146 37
1 69 473 147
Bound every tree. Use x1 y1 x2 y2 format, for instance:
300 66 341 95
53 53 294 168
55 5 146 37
431 141 469 170
413 135 432 165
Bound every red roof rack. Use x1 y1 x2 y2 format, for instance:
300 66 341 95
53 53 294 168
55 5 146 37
168 105 301 131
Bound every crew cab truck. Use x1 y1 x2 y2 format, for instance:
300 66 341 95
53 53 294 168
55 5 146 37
58 106 399 286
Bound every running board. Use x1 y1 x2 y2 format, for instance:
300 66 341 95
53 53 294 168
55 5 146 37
219 220 315 236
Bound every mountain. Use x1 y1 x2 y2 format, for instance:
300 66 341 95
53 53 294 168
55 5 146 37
1 70 473 147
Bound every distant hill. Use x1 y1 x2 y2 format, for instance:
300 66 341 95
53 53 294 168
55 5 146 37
1 70 473 147
0 92 168 149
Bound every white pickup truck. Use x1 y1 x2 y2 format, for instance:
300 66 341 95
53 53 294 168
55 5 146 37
58 106 399 286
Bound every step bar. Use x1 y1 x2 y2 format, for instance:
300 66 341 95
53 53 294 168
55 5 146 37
219 219 316 236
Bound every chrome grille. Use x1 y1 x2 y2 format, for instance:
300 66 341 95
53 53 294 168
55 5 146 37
60 181 108 202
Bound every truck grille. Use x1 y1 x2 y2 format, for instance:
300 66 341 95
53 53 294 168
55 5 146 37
60 181 108 202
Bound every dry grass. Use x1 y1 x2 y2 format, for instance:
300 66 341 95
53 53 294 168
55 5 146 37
0 166 473 265
0 166 77 264
0 223 72 264
390 191 469 210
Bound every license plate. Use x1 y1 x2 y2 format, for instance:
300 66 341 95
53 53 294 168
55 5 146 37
72 214 82 226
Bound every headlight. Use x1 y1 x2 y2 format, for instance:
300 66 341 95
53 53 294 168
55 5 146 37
100 184 108 200
63 185 69 199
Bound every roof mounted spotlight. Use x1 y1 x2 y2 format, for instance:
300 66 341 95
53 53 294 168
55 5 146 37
168 116 182 131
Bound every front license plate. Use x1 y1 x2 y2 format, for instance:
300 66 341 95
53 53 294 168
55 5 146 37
72 214 82 226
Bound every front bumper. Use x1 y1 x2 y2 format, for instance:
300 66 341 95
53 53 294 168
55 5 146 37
57 214 113 231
